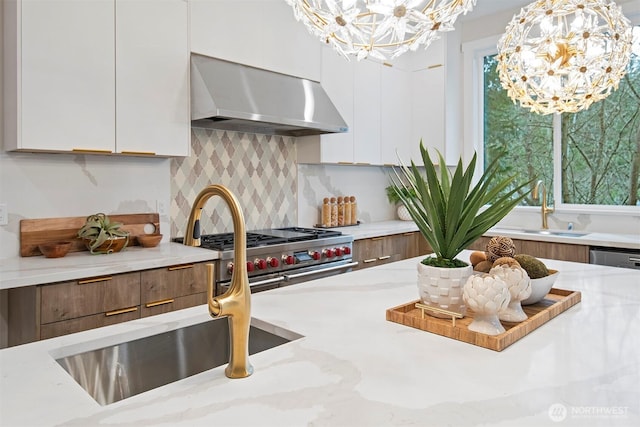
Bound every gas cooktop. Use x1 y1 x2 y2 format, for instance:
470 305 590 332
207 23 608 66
175 227 343 251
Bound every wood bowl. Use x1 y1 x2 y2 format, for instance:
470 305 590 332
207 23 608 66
83 236 128 254
137 233 163 248
38 241 72 258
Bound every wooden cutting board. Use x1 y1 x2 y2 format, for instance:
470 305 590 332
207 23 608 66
20 213 160 257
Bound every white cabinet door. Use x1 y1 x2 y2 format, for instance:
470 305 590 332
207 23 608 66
15 0 115 152
115 0 190 156
380 65 412 166
353 59 381 165
412 65 445 159
190 0 321 80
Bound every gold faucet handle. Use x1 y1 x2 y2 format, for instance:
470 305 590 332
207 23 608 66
206 263 220 315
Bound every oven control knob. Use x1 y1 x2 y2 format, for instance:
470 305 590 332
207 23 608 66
283 255 295 265
343 246 352 255
255 258 267 270
310 251 321 261
335 247 343 256
267 257 279 268
227 262 234 274
324 248 335 258
246 261 255 272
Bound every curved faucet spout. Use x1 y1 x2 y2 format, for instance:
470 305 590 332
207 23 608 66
184 184 253 379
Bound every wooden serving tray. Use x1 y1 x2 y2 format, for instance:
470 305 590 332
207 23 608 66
386 288 581 352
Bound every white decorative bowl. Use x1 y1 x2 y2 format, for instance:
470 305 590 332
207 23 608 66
521 269 559 305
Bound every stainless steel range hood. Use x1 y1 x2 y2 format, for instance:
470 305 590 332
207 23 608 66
190 53 348 137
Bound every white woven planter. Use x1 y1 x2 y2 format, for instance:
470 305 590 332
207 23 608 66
396 204 413 221
417 262 472 318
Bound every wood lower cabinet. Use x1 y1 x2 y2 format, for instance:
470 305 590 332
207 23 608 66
467 236 590 263
6 261 214 347
140 263 209 318
353 232 432 270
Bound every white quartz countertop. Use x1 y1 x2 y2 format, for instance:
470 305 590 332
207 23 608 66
0 243 218 290
1 252 639 426
342 220 640 250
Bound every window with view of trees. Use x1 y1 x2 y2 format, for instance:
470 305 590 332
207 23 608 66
483 26 640 207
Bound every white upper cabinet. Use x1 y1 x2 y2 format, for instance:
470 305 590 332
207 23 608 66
190 0 321 80
4 0 190 156
298 36 447 166
116 0 190 156
380 65 412 166
353 59 381 165
5 0 115 153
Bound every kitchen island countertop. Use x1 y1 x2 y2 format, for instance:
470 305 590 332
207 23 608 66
1 252 638 426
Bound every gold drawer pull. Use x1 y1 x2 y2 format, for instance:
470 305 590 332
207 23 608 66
120 150 156 156
72 148 113 154
78 276 112 285
378 255 391 260
363 258 377 263
403 232 414 236
145 298 174 308
427 63 444 69
371 237 384 241
105 306 138 317
168 264 194 271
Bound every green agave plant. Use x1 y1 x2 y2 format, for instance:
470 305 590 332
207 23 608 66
389 141 532 268
77 213 130 254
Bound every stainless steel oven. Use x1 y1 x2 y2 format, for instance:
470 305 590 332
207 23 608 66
176 227 356 295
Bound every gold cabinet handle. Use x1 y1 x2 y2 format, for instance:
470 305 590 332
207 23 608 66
105 306 138 316
371 237 384 241
403 232 414 236
120 150 156 156
72 148 113 154
378 255 391 260
168 263 194 271
145 298 174 308
363 258 377 263
78 276 112 285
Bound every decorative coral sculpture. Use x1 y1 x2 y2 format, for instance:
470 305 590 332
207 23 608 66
490 261 531 322
463 274 511 335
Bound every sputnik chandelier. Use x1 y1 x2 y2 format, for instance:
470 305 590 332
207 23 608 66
497 0 633 115
285 0 476 61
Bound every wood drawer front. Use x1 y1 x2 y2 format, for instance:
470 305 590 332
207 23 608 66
141 292 207 318
40 308 140 340
141 262 209 303
40 272 140 324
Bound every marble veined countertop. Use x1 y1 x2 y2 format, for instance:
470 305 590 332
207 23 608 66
0 243 218 290
341 220 640 250
1 252 639 426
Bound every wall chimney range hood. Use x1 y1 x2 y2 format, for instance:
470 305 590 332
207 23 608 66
190 54 348 137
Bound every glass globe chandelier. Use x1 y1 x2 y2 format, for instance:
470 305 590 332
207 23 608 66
497 0 633 115
285 0 476 61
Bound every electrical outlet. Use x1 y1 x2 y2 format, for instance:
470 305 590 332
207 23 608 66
0 204 7 226
156 200 167 217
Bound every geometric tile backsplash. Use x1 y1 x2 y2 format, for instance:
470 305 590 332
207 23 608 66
170 128 297 237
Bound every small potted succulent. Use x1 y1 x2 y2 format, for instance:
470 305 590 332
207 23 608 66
77 213 130 254
385 185 416 221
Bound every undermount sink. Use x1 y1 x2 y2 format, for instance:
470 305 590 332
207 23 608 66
491 228 589 238
55 317 302 406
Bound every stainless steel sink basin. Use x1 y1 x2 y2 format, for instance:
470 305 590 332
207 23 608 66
56 318 302 405
491 228 588 238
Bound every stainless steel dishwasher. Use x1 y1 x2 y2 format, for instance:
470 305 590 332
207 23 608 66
589 247 640 270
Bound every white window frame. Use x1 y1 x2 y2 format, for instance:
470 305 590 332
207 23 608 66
462 28 640 216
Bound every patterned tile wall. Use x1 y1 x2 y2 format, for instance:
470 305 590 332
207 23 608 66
170 129 297 237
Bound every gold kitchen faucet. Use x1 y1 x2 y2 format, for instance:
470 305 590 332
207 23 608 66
532 180 555 230
184 184 253 379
